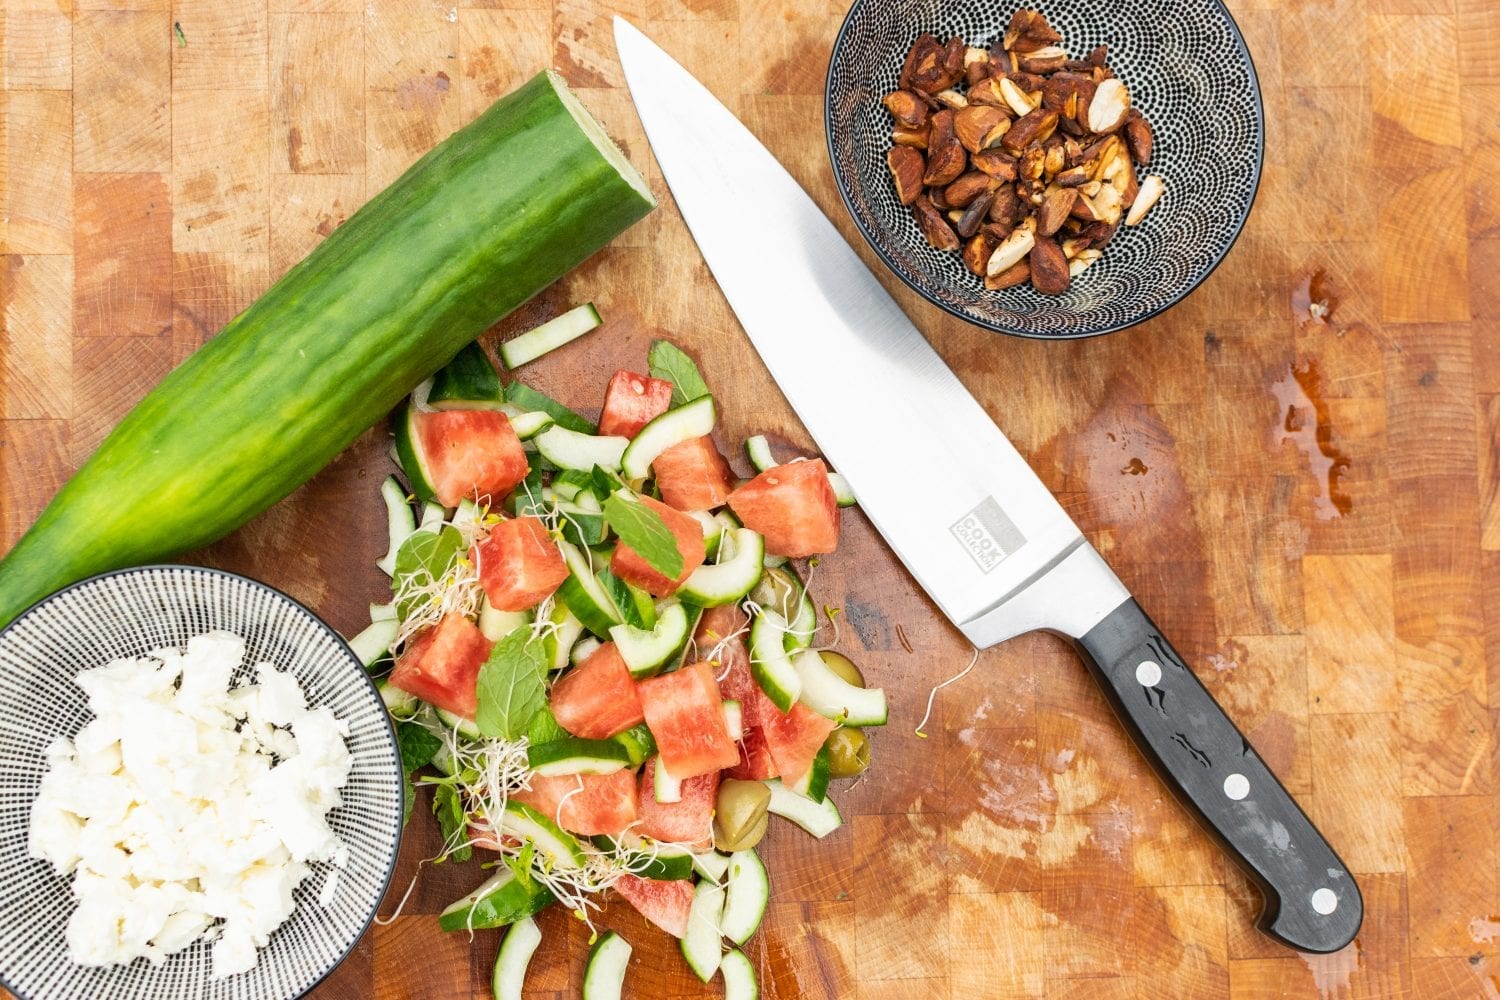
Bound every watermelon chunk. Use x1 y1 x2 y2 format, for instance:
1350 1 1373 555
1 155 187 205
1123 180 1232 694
653 435 737 511
636 759 718 848
472 515 568 612
548 642 646 740
389 612 492 719
598 369 674 438
727 723 779 781
610 495 706 596
614 875 694 939
414 409 529 507
727 459 840 558
510 769 638 837
759 701 838 786
706 619 781 781
637 661 740 779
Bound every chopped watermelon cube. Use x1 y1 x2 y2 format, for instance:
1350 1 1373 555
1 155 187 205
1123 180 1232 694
510 769 638 838
727 458 840 558
653 435 737 511
548 642 646 740
414 409 529 508
609 495 706 596
636 661 740 779
472 515 568 612
614 875 694 939
389 612 492 719
759 701 837 787
706 621 782 781
598 369 674 438
636 759 718 848
727 723 779 781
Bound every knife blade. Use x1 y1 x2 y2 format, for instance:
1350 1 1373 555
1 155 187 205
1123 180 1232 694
615 17 1361 954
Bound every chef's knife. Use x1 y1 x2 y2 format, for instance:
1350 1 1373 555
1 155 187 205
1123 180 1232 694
614 18 1360 954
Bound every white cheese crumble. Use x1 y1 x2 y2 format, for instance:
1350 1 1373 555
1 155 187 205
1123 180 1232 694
28 631 353 978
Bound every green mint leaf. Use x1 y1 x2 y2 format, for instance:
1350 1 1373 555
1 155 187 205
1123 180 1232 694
432 783 472 863
475 628 550 741
397 720 443 772
402 777 415 827
505 380 596 434
589 464 625 501
392 523 464 619
504 840 537 891
526 705 569 745
647 340 711 406
602 492 683 580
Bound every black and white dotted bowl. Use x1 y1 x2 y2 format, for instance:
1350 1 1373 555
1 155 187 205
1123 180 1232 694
825 0 1264 339
0 566 403 1000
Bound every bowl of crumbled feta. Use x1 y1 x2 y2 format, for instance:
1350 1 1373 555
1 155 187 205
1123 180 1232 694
0 565 403 1000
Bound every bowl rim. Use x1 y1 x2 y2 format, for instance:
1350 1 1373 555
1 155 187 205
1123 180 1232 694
0 563 404 1000
822 0 1267 340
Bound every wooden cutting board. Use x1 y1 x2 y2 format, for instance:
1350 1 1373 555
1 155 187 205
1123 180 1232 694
2 0 1497 996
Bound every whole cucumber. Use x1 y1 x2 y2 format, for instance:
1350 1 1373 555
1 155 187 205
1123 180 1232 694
0 71 654 627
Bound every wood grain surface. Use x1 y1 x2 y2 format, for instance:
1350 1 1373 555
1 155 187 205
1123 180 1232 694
2 0 1498 996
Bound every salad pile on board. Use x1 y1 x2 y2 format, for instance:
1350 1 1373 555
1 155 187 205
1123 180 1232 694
349 307 888 999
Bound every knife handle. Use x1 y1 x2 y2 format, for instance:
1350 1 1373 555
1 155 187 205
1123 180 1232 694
1073 597 1362 954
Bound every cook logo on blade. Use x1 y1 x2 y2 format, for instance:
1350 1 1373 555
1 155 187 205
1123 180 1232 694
950 496 1025 573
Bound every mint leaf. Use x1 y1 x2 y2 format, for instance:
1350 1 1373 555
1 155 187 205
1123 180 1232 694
432 783 472 863
647 340 711 406
602 492 683 580
397 721 442 772
526 705 569 745
392 524 464 620
506 380 596 434
504 840 537 891
475 628 550 740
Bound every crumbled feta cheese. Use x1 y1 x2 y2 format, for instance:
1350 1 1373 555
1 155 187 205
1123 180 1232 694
28 632 352 977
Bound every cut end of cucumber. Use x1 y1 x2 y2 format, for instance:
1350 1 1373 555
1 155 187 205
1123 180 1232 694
549 71 653 207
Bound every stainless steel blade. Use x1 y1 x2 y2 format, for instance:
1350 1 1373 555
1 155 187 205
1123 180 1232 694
614 18 1129 645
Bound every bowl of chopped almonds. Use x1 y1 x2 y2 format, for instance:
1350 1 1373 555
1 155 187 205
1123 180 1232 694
825 1 1264 338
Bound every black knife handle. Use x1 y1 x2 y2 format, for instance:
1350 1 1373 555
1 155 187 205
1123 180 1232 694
1073 598 1362 954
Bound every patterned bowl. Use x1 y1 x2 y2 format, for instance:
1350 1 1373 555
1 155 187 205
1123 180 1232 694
0 566 403 1000
825 0 1264 339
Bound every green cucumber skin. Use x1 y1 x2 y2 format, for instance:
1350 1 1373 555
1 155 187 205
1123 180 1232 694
0 71 653 627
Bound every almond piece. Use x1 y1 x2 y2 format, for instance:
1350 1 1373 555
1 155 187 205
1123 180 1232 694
912 194 959 250
883 90 931 130
982 120 1013 149
986 218 1036 276
1042 73 1095 114
1087 78 1130 133
985 259 1031 290
1069 249 1102 277
1028 236 1070 294
1036 185 1077 235
1091 183 1124 226
1007 71 1047 93
1019 45 1068 74
899 34 939 91
963 232 998 276
892 126 928 150
936 89 968 110
1055 164 1089 187
923 110 966 186
964 47 991 87
971 148 1019 180
1061 236 1090 259
999 77 1036 117
1125 175 1165 225
1003 9 1061 53
954 105 1009 155
1081 220 1118 248
988 183 1021 223
1125 116 1154 165
968 77 1009 108
982 219 1015 241
1019 146 1047 181
955 190 995 238
1043 141 1066 178
909 34 963 94
944 171 991 208
1086 44 1109 67
1002 108 1058 153
886 147 926 206
1070 192 1099 222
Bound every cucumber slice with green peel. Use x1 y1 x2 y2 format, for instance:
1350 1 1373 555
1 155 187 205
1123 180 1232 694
680 879 727 982
789 746 831 804
542 602 586 670
556 541 625 637
558 501 609 547
526 705 570 745
348 618 398 668
370 601 397 622
437 867 554 933
827 472 856 508
505 381 596 435
582 930 632 1000
678 528 764 607
526 736 631 776
720 949 759 1000
550 469 591 502
612 723 657 768
570 634 603 666
393 403 443 505
691 849 732 884
491 915 543 1000
599 569 656 630
750 566 816 650
719 850 769 945
376 476 417 576
417 500 447 534
479 598 532 642
748 613 800 712
653 756 683 803
791 649 889 726
500 800 587 870
620 395 717 480
686 509 725 557
609 601 690 678
743 435 776 473
436 707 483 740
590 834 695 880
452 497 484 534
499 302 602 370
762 552 788 570
378 679 419 718
722 700 744 741
428 341 505 410
508 410 555 440
534 426 628 472
765 779 842 838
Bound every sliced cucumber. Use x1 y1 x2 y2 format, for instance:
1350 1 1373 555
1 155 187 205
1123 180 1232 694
491 915 543 1000
678 528 764 607
592 834 695 880
452 496 484 534
570 634 603 666
370 601 397 622
438 867 553 933
505 380 596 435
436 707 482 740
392 402 442 504
612 724 656 768
765 779 842 838
378 678 419 718
721 700 744 741
789 746 830 804
417 500 447 534
376 475 417 576
556 541 625 637
526 737 631 776
680 879 727 982
500 800 587 870
685 509 725 559
479 597 532 642
558 500 609 547
499 302 602 370
720 949 759 1000
719 850 769 945
762 552 788 570
750 566 816 651
791 649 888 726
535 425 628 472
348 618 398 668
827 472 856 508
428 341 505 410
509 410 555 440
609 601 690 678
653 756 683 804
620 395 716 480
582 929 632 1000
743 435 776 473
543 602 586 670
691 849 731 884
550 469 591 502
600 569 656 630
526 705 570 745
748 613 800 712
